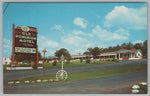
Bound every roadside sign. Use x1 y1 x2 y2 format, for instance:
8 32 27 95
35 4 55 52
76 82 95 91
15 47 36 53
61 54 64 60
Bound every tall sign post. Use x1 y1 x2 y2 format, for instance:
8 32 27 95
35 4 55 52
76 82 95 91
11 24 38 69
12 24 15 64
61 55 64 80
56 54 68 80
61 54 64 70
42 49 47 76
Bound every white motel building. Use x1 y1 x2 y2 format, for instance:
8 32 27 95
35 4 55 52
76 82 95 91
3 48 143 65
71 48 143 60
99 49 142 60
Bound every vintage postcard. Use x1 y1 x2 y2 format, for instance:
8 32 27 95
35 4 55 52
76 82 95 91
2 1 148 95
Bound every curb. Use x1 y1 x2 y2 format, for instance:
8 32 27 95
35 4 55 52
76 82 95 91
8 78 60 85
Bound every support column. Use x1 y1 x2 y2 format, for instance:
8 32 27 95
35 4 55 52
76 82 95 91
12 24 15 64
36 45 39 67
119 53 120 60
115 54 117 59
131 51 132 58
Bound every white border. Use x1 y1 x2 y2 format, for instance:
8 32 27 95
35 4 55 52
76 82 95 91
0 0 149 96
1 0 150 2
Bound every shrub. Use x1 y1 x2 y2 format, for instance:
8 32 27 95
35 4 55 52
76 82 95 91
66 61 70 64
110 58 113 61
32 65 37 69
114 58 119 62
99 59 101 61
93 61 96 64
80 58 83 63
86 59 90 63
53 60 57 66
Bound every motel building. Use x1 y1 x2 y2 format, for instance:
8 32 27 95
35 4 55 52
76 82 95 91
99 48 142 60
71 48 142 61
3 48 142 65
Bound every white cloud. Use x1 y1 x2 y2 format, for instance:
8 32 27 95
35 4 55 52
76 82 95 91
3 38 12 45
92 25 129 41
115 28 129 36
76 49 84 54
3 38 12 49
104 6 147 30
133 40 143 44
3 44 11 49
61 34 88 47
51 25 64 33
49 50 56 55
38 35 59 48
84 43 93 48
3 38 12 57
72 30 93 37
73 17 88 28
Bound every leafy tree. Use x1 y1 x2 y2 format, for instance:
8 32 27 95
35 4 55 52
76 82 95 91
83 51 90 55
84 47 102 59
126 42 133 50
92 47 102 59
121 43 127 49
87 47 93 55
38 51 42 59
108 46 113 52
102 48 108 52
142 40 147 58
116 45 121 50
55 48 71 61
134 43 142 49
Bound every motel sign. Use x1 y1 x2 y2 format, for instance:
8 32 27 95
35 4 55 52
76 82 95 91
12 24 39 68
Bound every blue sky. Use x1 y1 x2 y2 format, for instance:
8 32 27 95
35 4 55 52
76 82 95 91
3 3 147 57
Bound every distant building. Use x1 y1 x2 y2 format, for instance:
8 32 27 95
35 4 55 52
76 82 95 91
71 54 87 60
71 48 142 60
39 56 58 63
99 48 142 60
37 48 143 64
3 57 11 65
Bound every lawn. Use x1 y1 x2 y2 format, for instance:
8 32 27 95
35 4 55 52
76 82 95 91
3 60 119 71
39 60 119 69
11 64 147 83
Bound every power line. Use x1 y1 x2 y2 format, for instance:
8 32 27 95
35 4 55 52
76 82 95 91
3 3 9 14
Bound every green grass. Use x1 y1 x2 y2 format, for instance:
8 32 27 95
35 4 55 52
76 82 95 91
3 61 119 71
10 64 147 83
67 64 147 81
39 61 118 69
